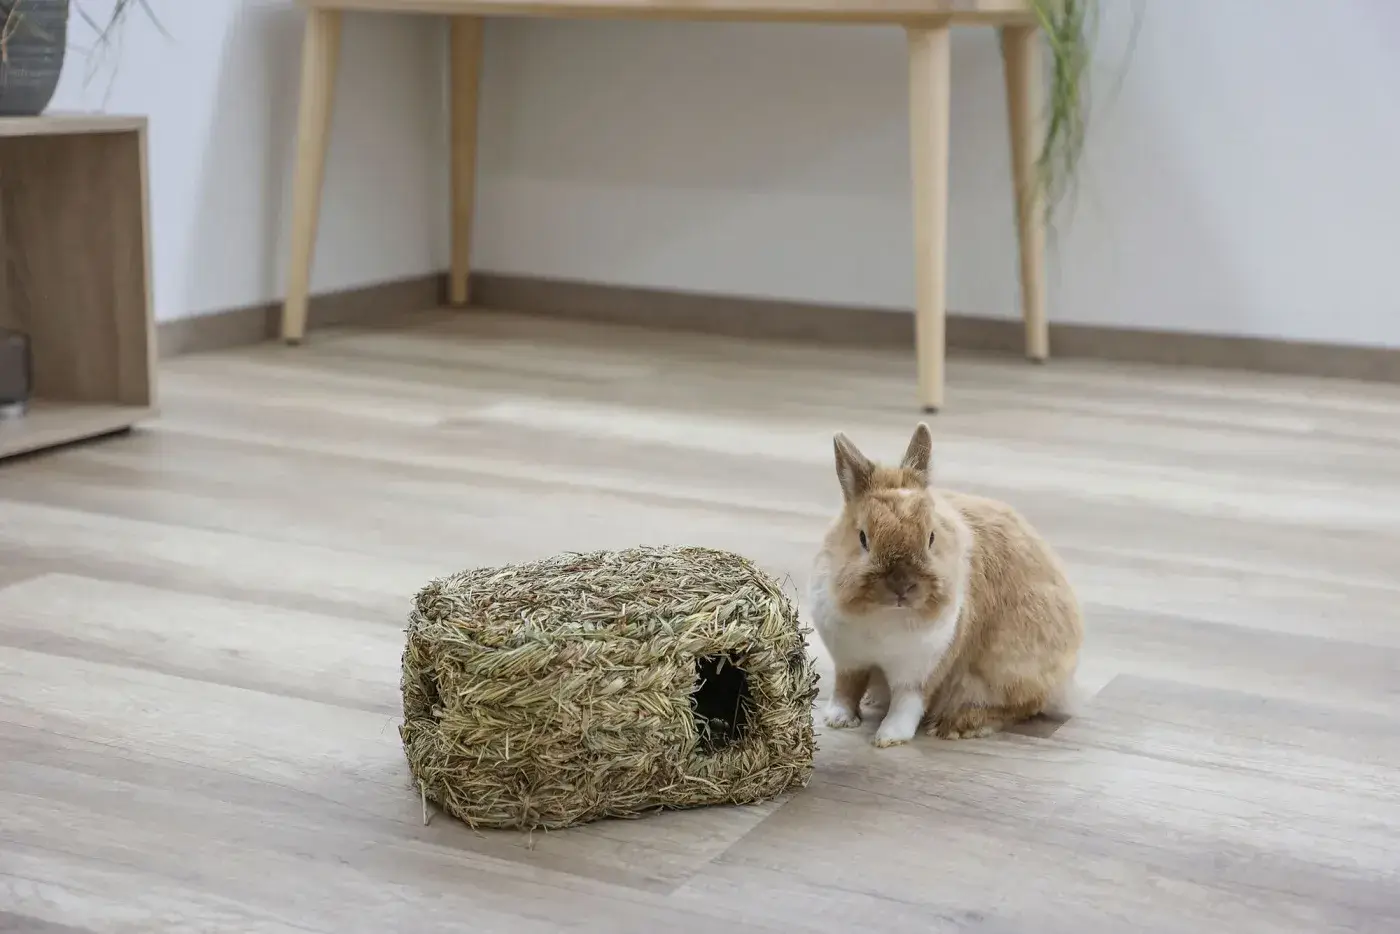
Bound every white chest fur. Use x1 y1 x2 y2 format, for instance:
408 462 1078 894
808 571 961 691
807 557 964 746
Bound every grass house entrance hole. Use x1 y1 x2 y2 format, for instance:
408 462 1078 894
692 654 752 750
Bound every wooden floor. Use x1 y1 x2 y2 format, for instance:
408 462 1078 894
2 310 1399 933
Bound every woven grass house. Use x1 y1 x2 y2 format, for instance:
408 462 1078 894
400 545 820 831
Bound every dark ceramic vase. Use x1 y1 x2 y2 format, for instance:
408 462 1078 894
0 0 69 117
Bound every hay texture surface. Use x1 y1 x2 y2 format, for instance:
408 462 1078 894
401 545 819 831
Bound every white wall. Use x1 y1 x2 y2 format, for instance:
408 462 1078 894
473 1 1400 348
52 1 449 323
55 1 1400 349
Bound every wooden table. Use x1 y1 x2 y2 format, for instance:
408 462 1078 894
281 0 1048 411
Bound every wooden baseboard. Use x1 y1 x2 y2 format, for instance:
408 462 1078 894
159 270 1400 385
157 274 445 359
473 273 1400 384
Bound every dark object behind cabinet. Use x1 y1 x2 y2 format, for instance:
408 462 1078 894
0 328 31 417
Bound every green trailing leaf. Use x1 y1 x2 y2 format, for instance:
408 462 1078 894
1025 0 1100 225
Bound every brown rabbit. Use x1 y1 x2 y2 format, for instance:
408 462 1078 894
807 423 1083 747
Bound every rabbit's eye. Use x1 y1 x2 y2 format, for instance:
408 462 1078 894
928 532 936 548
858 530 869 550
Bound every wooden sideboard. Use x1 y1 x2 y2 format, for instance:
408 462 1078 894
0 114 156 461
281 0 1048 411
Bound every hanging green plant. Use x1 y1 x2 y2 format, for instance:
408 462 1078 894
1026 0 1101 224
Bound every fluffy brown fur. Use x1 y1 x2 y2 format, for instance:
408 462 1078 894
808 423 1083 746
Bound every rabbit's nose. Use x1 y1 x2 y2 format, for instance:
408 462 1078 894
886 571 916 600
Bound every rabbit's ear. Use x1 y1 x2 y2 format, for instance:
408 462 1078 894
900 422 933 484
833 432 874 502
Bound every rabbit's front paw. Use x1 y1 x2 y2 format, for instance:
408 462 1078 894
823 700 862 729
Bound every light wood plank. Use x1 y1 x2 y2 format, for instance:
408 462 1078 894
4 312 1400 930
1053 675 1400 792
0 113 146 137
0 588 782 893
299 0 1036 27
0 574 401 713
703 714 1400 931
0 499 435 622
0 403 148 460
1 778 779 934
